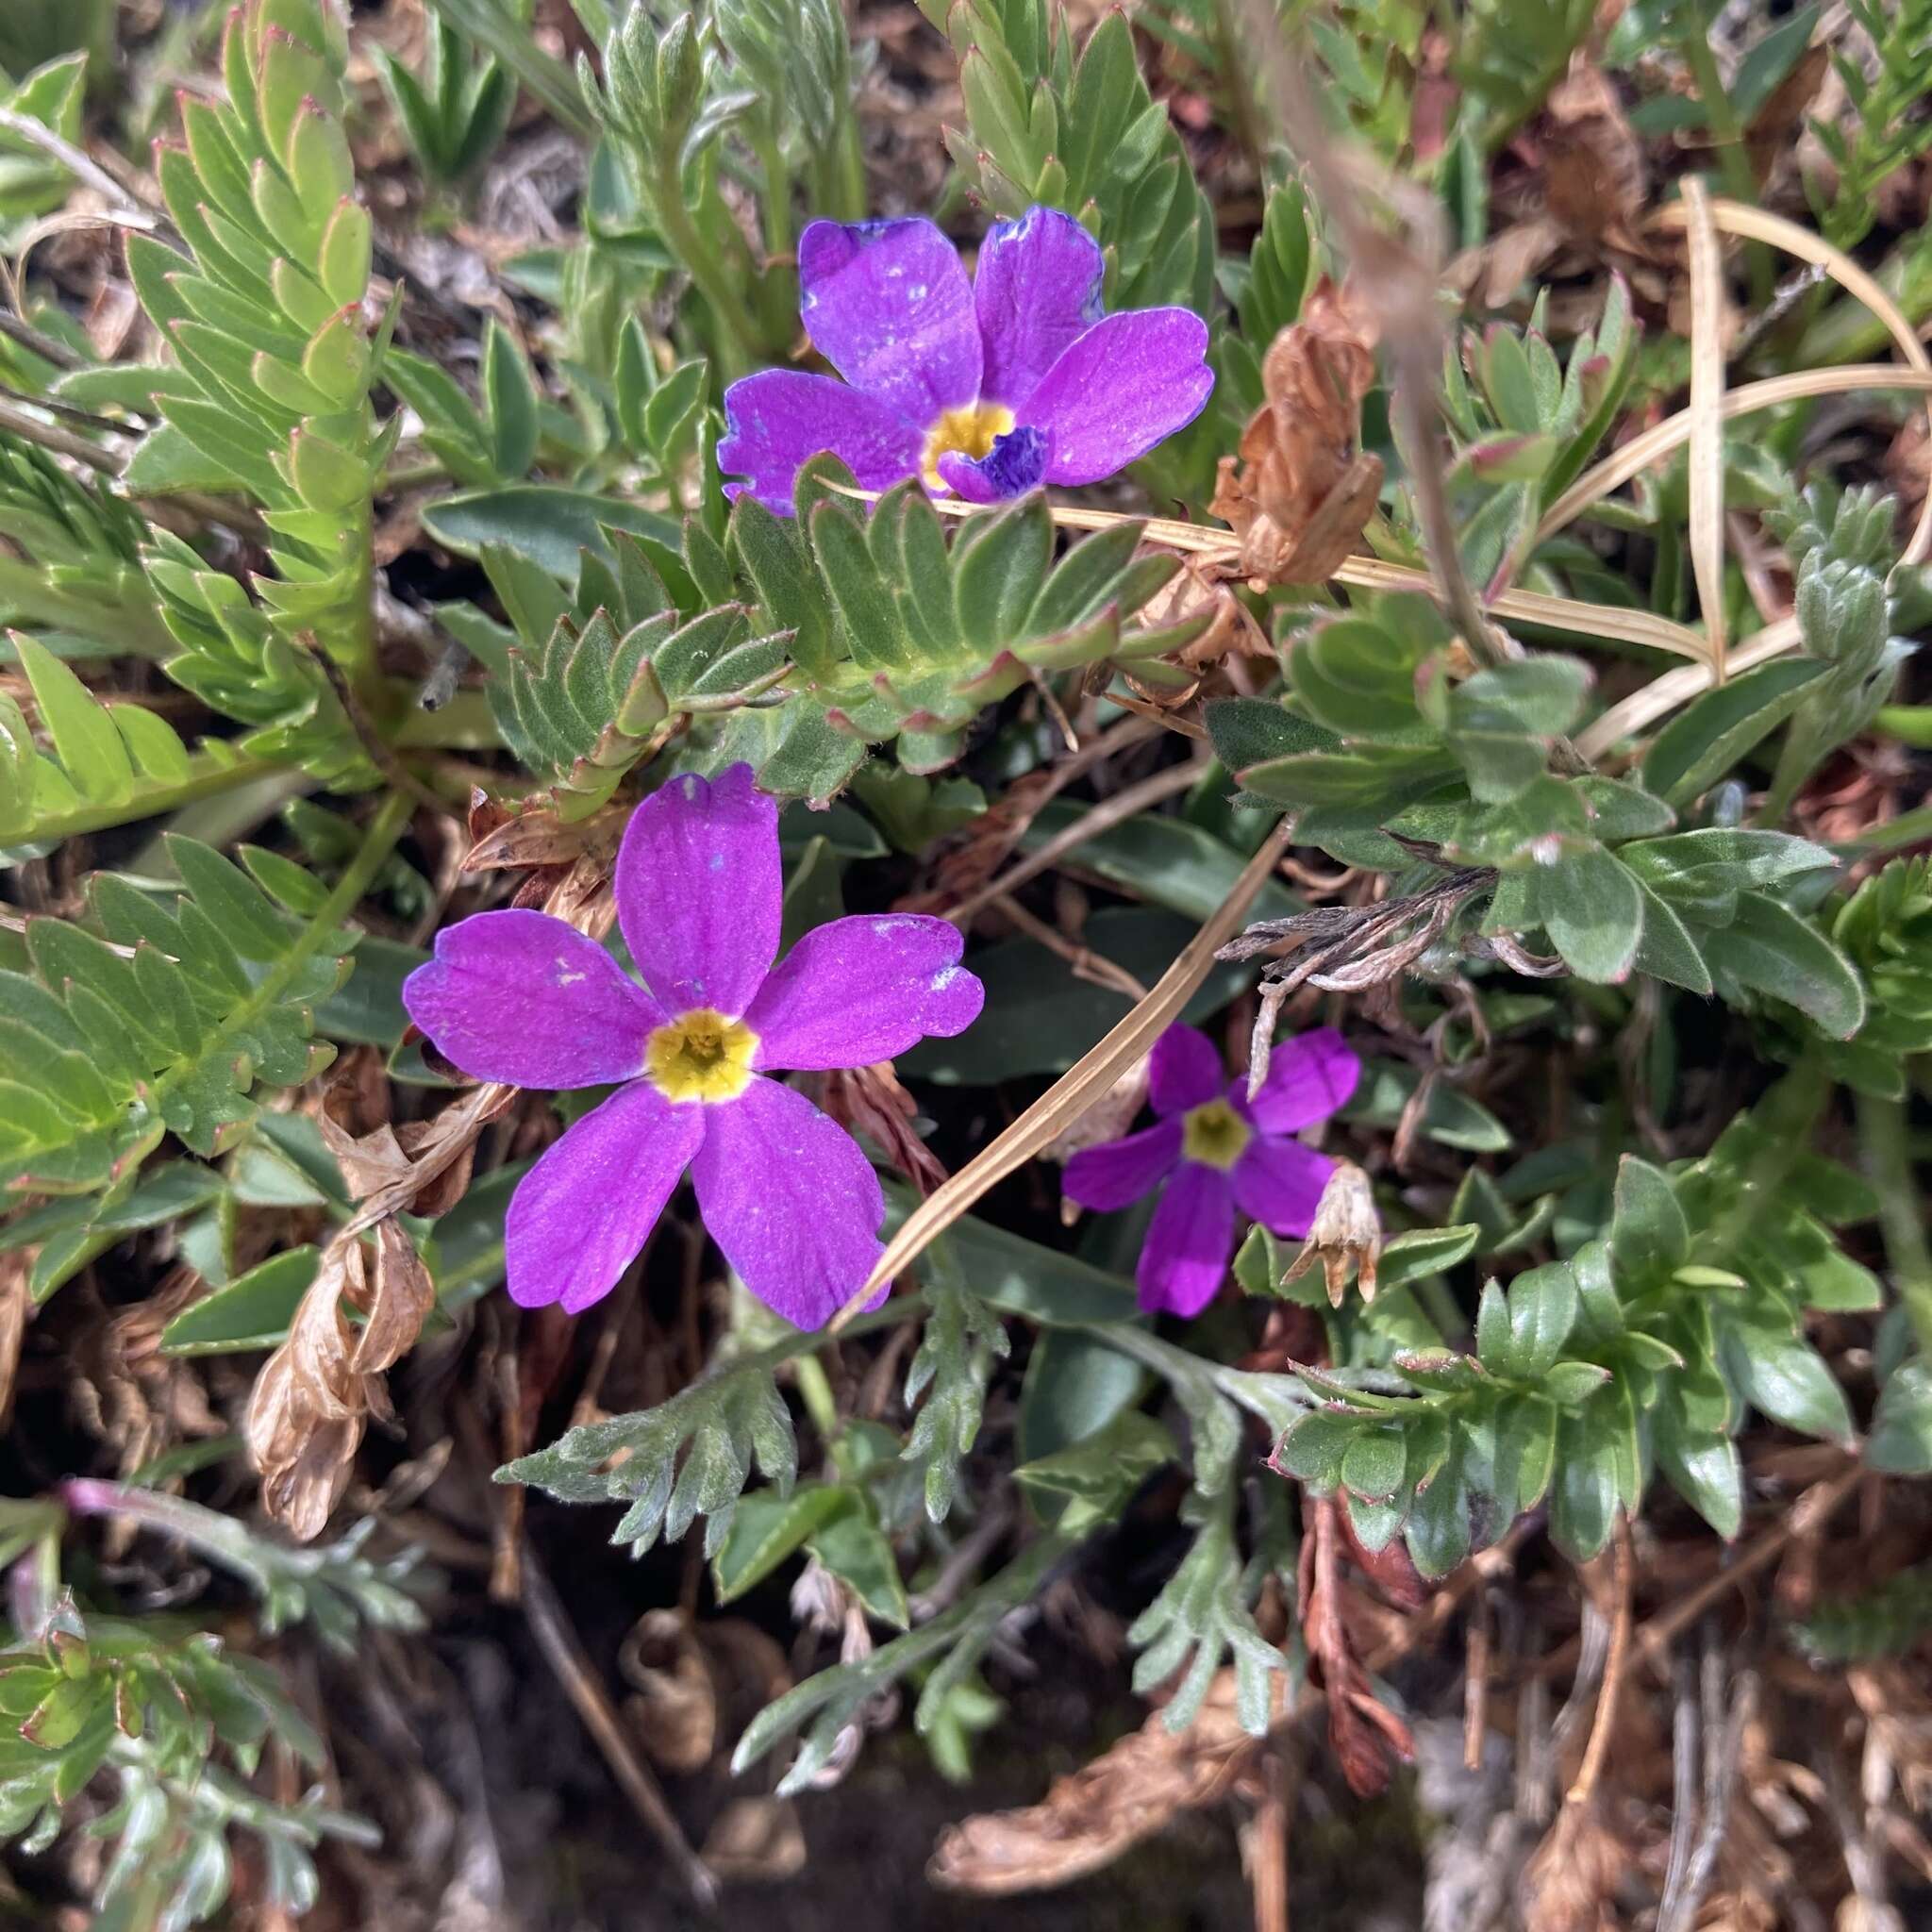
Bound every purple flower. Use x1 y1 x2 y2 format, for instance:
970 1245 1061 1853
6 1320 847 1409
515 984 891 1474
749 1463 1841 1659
1062 1023 1361 1319
718 206 1214 513
401 766 984 1329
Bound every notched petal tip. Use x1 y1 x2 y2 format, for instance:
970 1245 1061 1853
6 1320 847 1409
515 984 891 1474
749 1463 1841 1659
615 765 782 1018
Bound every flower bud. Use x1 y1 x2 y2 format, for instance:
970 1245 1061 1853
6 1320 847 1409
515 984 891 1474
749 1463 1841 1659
1280 1160 1381 1307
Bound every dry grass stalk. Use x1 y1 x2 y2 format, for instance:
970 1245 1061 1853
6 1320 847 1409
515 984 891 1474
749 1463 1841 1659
1681 176 1732 686
830 817 1295 1327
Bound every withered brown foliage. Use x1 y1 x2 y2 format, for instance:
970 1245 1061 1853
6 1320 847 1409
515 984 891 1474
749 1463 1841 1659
1209 276 1384 585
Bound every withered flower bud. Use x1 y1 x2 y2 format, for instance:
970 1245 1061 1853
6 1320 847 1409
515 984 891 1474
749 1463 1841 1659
1281 1161 1381 1307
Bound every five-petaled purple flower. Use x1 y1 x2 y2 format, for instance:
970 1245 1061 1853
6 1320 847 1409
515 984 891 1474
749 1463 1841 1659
1063 1023 1361 1318
402 766 984 1329
718 205 1214 513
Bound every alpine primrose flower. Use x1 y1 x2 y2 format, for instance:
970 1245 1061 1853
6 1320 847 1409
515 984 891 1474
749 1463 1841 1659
718 205 1214 511
1062 1023 1361 1318
402 767 984 1329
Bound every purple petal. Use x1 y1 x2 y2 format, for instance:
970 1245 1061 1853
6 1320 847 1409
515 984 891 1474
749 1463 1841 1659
746 913 983 1071
402 909 661 1089
506 1081 704 1312
1063 1117 1183 1210
615 765 780 1019
936 423 1049 502
1137 1160 1234 1317
1019 308 1214 486
1149 1023 1224 1117
1231 1135 1335 1238
1240 1027 1361 1135
797 217 981 425
974 207 1105 409
691 1076 886 1329
719 369 925 514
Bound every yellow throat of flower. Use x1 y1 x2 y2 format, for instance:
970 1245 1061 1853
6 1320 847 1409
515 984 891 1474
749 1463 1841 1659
1182 1098 1251 1170
922 401 1015 491
645 1008 758 1104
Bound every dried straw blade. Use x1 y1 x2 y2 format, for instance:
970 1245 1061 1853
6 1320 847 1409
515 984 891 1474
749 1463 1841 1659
829 819 1295 1328
1681 177 1730 685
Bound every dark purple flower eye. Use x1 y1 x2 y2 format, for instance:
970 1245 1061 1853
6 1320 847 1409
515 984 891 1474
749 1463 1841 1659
1062 1022 1360 1318
716 207 1214 514
401 766 984 1328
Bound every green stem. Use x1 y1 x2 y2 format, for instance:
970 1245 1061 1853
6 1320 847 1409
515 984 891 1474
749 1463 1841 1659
652 177 761 372
149 788 412 1114
749 122 793 258
1858 1091 1932 1360
1674 26 1771 305
793 1355 841 1446
830 114 868 224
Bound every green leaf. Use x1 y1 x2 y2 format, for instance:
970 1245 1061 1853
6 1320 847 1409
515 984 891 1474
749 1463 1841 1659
1203 695 1341 774
1609 1156 1689 1290
1021 801 1300 926
483 320 540 481
158 1246 320 1356
712 1484 853 1604
0 835 358 1195
1505 1260 1579 1379
1641 658 1831 806
1868 1360 1932 1474
1377 1224 1483 1291
807 1507 909 1629
1630 880 1712 994
421 488 680 579
1532 842 1642 982
17 634 133 806
1654 1399 1742 1540
1726 1323 1854 1441
1015 1330 1147 1470
1339 1425 1407 1503
1014 1408 1174 1519
1700 892 1867 1038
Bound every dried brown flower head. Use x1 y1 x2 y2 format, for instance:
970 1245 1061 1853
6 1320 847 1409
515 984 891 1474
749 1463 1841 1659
1209 277 1384 585
1281 1160 1382 1307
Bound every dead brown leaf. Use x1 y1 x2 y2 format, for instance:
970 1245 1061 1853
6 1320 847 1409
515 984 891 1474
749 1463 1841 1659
700 1798 807 1884
1541 58 1647 251
461 799 626 876
1209 276 1384 586
246 1237 377 1541
1521 1798 1628 1932
818 1062 948 1197
1134 558 1269 671
0 1252 27 1430
619 1608 718 1774
245 1220 434 1541
1296 1494 1415 1798
927 1668 1260 1895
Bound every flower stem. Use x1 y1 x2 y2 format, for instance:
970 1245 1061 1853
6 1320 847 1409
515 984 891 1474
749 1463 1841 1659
1673 25 1772 305
749 121 792 258
147 789 413 1118
652 175 761 372
1858 1090 1932 1360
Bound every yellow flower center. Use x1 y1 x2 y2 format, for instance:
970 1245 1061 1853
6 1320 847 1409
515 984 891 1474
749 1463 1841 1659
644 1008 758 1104
921 401 1015 491
1182 1098 1251 1171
